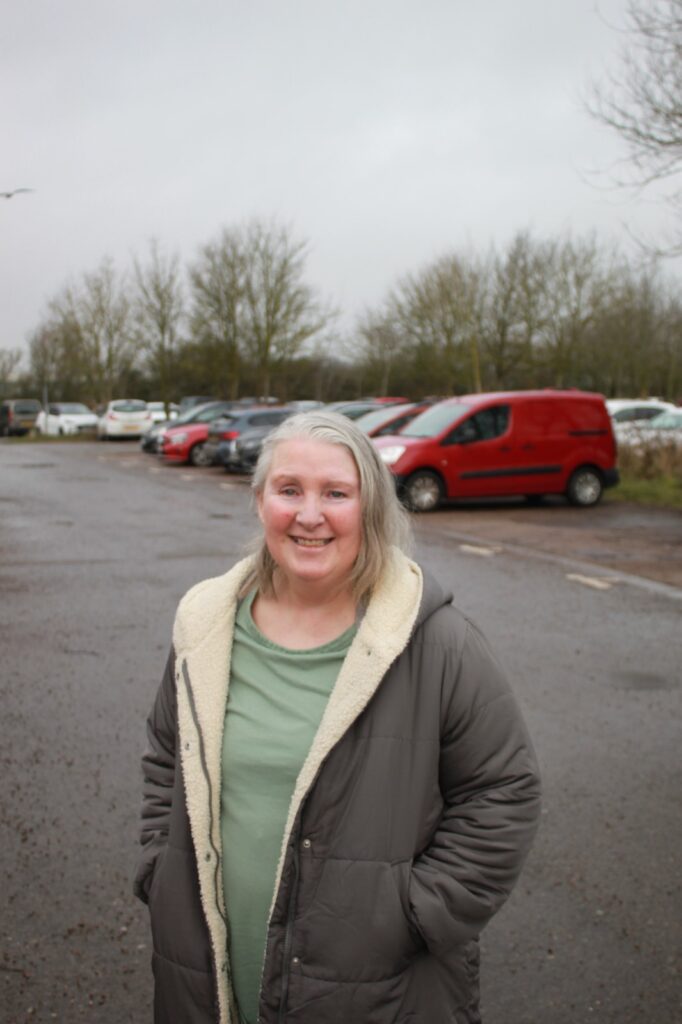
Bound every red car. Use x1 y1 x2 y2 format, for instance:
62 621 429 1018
354 402 432 437
373 389 619 511
159 402 236 466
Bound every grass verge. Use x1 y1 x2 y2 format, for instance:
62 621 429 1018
607 441 682 509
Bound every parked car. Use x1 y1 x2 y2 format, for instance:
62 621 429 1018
0 398 42 436
606 398 676 424
206 408 295 471
146 401 179 424
159 402 241 465
141 401 231 453
616 408 682 447
373 389 619 511
97 399 152 439
35 402 98 436
286 400 325 412
325 401 385 420
355 402 432 437
178 395 218 412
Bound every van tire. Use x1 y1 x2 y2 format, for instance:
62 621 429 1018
403 470 444 512
566 466 603 507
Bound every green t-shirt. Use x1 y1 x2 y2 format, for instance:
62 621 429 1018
221 591 356 1024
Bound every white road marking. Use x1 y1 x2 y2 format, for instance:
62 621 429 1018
181 474 195 481
459 543 502 557
148 467 161 474
566 573 615 591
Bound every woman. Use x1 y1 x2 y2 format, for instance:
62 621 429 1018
135 411 541 1024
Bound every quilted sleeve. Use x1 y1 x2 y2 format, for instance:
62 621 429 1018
133 649 177 903
409 619 541 954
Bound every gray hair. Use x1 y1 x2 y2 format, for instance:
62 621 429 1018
244 410 412 602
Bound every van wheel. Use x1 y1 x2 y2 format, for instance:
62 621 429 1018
566 467 603 507
403 470 444 512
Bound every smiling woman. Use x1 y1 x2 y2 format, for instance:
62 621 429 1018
135 411 541 1024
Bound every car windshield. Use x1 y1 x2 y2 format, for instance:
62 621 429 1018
355 404 414 433
650 411 682 428
401 402 470 438
57 403 91 414
181 403 230 424
112 400 147 412
146 402 165 411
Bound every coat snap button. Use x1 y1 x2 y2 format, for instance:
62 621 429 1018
292 956 300 966
205 852 211 861
302 838 312 849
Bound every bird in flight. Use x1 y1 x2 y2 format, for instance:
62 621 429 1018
1 188 35 199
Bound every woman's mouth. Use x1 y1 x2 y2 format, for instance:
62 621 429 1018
291 537 332 547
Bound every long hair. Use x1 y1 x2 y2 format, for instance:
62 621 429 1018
243 410 412 602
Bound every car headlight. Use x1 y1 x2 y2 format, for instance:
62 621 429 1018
378 445 406 466
169 432 188 445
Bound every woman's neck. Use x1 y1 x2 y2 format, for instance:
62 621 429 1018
251 575 358 650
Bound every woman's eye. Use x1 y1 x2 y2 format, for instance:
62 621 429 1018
328 490 347 499
279 486 298 496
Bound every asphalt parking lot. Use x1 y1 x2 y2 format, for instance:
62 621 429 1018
1 440 681 1024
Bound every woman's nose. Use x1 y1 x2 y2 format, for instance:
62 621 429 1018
295 493 324 527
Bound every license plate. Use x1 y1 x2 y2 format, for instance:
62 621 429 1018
124 423 140 432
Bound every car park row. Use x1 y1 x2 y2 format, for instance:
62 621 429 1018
145 389 630 510
3 391 681 511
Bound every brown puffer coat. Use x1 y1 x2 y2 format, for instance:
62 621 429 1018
134 550 541 1024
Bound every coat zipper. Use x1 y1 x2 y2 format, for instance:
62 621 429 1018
181 660 237 1023
277 836 301 1024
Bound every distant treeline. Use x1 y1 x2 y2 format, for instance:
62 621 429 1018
3 220 681 404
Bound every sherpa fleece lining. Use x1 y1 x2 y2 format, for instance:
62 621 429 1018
172 549 423 1024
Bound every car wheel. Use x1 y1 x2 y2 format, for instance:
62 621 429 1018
566 466 603 507
189 442 212 467
403 470 444 512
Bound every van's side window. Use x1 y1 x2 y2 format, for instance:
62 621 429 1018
445 404 510 445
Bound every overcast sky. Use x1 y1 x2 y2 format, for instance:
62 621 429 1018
2 0 677 360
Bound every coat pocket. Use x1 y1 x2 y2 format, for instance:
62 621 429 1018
133 835 167 904
296 858 424 981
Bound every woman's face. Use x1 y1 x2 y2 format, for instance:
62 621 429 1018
257 438 363 596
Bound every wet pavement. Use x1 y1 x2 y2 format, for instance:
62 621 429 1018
1 441 680 1023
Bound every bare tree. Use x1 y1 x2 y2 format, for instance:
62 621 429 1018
241 221 334 399
354 310 405 397
60 260 135 402
588 0 682 253
540 236 607 388
391 254 483 393
0 348 23 397
189 228 246 399
133 240 184 410
480 234 547 387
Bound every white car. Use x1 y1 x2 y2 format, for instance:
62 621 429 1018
97 399 153 439
146 401 179 424
35 402 98 436
616 409 682 447
607 398 676 424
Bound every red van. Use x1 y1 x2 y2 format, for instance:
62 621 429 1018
373 389 619 511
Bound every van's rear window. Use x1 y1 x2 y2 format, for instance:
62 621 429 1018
402 403 470 438
14 401 41 415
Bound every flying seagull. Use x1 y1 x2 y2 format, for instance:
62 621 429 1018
1 188 35 199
